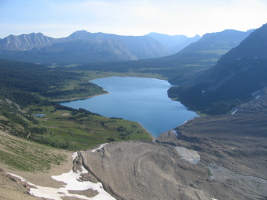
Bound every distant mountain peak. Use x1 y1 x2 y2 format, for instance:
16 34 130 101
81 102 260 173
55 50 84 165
68 30 91 39
0 32 55 51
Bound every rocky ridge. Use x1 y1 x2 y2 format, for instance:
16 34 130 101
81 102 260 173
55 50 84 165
0 33 55 51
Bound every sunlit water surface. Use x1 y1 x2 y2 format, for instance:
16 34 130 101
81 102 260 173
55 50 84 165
61 77 198 137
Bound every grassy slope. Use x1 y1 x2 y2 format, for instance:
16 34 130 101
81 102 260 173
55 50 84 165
0 130 66 172
0 99 152 151
29 105 152 151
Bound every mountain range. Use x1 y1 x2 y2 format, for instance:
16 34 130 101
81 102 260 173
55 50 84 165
0 31 175 64
0 29 252 66
0 31 200 55
165 29 254 81
81 29 253 79
168 23 267 114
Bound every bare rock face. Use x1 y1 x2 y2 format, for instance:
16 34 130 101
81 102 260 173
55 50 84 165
0 33 55 51
81 142 211 200
80 141 256 200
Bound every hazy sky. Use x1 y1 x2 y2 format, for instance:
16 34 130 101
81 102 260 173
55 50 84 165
1 0 267 38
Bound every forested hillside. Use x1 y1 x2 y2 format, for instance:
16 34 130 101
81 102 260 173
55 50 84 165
0 59 151 151
0 59 105 104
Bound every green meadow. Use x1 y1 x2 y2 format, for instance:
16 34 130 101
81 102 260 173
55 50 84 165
29 105 152 151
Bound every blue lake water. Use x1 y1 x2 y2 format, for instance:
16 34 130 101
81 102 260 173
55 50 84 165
34 114 46 117
61 77 198 137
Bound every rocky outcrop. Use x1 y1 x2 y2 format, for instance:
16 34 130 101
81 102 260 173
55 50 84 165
81 141 214 200
80 139 267 200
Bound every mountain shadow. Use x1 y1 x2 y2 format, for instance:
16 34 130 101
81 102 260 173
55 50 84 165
168 23 267 114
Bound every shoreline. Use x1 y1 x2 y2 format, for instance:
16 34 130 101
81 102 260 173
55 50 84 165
136 122 156 140
51 91 109 102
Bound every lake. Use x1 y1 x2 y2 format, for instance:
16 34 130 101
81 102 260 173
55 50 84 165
61 77 198 137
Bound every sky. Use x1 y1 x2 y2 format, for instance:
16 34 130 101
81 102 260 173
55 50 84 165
0 0 267 39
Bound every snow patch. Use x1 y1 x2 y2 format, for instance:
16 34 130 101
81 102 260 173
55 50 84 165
252 89 261 97
171 129 178 137
181 120 188 126
232 108 238 115
91 143 108 152
72 151 78 160
7 151 115 200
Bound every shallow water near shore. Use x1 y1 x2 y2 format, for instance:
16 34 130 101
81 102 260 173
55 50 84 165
61 77 198 137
